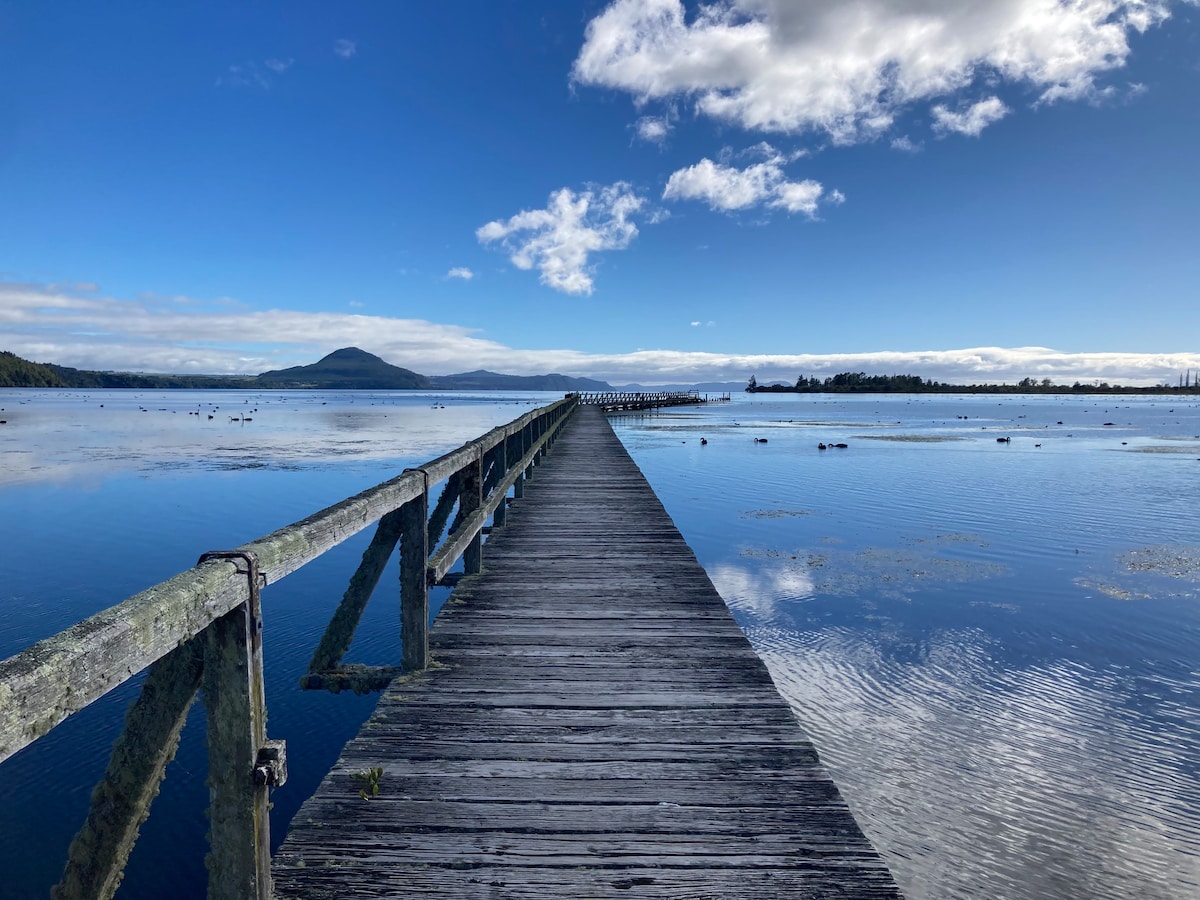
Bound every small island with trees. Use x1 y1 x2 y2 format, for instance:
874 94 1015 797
746 371 1200 395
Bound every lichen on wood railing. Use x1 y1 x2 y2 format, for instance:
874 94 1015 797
0 394 577 900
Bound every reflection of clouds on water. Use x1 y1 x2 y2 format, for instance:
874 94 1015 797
709 560 815 621
746 624 1200 900
735 543 1007 602
710 554 1200 898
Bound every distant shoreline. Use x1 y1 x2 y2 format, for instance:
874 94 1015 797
748 372 1200 396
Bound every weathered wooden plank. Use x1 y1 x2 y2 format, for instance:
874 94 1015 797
274 405 898 898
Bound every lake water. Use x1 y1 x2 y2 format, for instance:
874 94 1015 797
2 389 1198 898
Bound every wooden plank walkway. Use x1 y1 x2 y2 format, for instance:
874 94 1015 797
273 405 900 898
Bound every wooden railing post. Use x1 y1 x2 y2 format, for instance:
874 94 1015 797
492 436 508 528
200 551 275 900
523 420 535 480
461 448 483 574
400 470 429 672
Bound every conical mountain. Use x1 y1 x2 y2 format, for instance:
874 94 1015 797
257 348 429 389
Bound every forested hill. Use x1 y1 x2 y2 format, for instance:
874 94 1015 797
0 351 253 388
257 347 429 389
748 372 1200 395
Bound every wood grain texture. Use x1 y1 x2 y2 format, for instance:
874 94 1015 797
274 406 899 898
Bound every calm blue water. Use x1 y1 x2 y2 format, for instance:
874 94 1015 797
612 393 1200 899
1 389 1198 898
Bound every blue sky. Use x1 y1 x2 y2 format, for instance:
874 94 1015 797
2 0 1198 385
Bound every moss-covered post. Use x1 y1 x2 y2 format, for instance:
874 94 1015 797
492 438 508 528
400 475 429 672
461 449 483 574
201 552 273 900
513 428 526 499
523 419 535 481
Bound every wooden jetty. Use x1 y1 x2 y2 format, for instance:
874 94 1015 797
0 396 897 899
575 390 728 412
273 405 897 898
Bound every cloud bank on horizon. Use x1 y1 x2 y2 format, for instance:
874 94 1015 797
3 282 1196 387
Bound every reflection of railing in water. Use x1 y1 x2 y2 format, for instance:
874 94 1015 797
574 390 730 412
0 396 577 900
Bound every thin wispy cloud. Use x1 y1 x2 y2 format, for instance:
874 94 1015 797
216 60 292 90
476 182 646 295
4 282 1197 386
573 0 1175 143
334 39 357 59
932 97 1010 137
447 267 475 280
664 145 839 217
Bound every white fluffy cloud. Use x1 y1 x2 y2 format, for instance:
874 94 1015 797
932 97 1010 136
573 0 1174 143
476 182 645 295
664 145 837 216
4 283 1198 387
446 267 474 280
635 115 672 143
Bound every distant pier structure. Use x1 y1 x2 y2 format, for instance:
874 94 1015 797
575 389 729 412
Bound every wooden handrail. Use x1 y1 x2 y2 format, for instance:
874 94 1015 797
0 394 577 900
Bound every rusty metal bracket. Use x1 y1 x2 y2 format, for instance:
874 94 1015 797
253 740 287 787
197 550 265 648
402 466 430 497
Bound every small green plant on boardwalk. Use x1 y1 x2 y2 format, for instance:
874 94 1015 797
350 767 383 800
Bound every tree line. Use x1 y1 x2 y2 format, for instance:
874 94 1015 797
746 372 1200 395
0 351 255 389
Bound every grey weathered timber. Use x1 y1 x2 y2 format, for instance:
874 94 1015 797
273 406 900 898
0 398 574 766
202 553 273 899
0 396 576 898
53 640 204 900
305 510 404 675
400 490 430 672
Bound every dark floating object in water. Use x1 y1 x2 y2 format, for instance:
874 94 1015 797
1035 443 1042 448
996 437 1011 443
1057 421 1064 425
753 437 768 443
817 442 827 450
700 438 707 445
1103 422 1115 426
833 442 848 448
